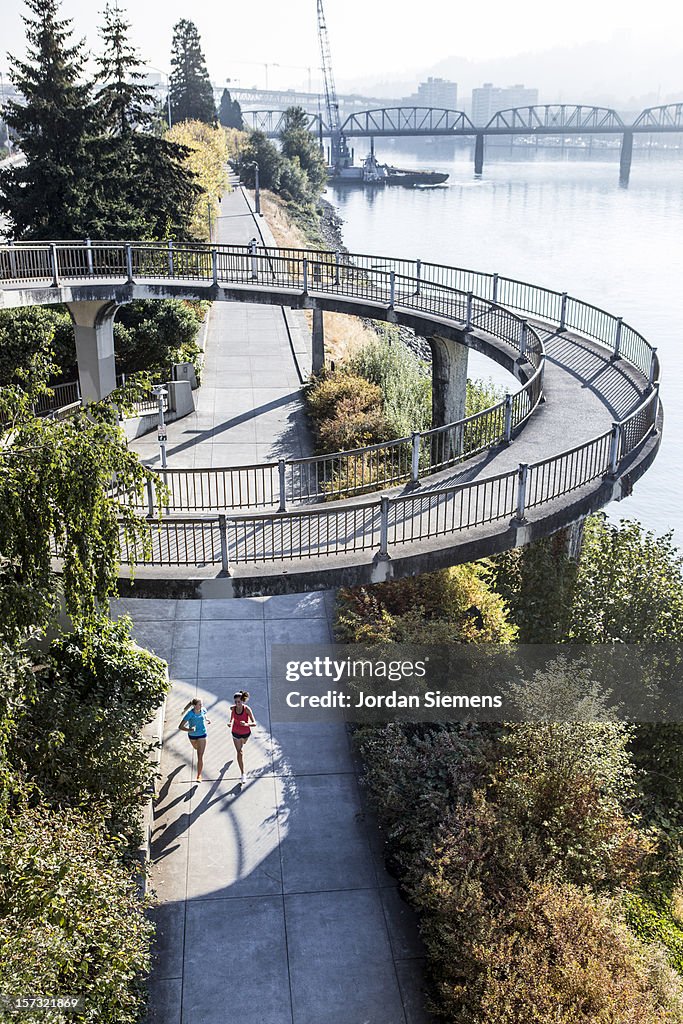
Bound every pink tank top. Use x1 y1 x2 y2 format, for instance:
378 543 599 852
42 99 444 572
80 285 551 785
232 705 251 735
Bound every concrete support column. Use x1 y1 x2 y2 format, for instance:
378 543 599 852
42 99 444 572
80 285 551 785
67 301 118 402
428 335 469 428
619 131 633 187
474 133 485 176
312 306 325 375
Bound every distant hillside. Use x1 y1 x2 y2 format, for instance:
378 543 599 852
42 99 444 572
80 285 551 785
340 35 683 111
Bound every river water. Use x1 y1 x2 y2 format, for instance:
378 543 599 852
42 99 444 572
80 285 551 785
329 149 683 543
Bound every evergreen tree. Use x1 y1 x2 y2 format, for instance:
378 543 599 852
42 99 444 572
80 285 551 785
218 88 243 129
96 2 154 137
280 106 328 196
0 0 98 239
93 4 199 240
169 20 215 125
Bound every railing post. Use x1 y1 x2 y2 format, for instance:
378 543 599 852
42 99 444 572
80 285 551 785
85 237 94 275
8 240 17 279
167 239 174 277
415 259 421 297
608 422 621 476
218 514 229 572
491 273 499 304
504 393 513 442
125 244 134 284
278 459 287 512
211 247 218 286
649 347 658 386
389 270 396 309
559 292 568 332
515 463 529 522
145 477 155 518
465 291 473 331
50 244 59 288
334 249 340 286
613 317 623 359
519 319 528 359
249 238 258 280
410 432 421 486
302 257 309 295
652 383 661 434
378 495 390 558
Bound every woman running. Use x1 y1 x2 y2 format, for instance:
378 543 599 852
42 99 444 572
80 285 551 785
179 698 211 782
229 690 256 785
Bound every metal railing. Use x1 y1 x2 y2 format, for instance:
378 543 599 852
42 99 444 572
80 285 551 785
0 241 659 571
112 384 658 570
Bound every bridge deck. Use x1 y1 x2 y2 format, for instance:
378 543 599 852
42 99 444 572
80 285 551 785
0 235 660 595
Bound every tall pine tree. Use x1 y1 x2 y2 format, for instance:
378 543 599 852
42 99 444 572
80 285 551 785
0 0 98 239
94 3 199 239
169 20 216 125
218 89 243 129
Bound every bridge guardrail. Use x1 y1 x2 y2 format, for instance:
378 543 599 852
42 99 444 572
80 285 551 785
1 242 659 571
115 385 659 569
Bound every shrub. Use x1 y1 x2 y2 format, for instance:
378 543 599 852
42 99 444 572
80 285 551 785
417 880 683 1024
625 885 683 974
0 805 153 1024
347 333 431 436
9 616 168 848
113 299 207 381
306 371 383 428
336 564 517 645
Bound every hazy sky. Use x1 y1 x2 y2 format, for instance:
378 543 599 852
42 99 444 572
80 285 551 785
2 0 682 93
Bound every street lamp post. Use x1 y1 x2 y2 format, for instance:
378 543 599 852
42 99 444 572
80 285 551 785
152 384 168 469
253 162 261 216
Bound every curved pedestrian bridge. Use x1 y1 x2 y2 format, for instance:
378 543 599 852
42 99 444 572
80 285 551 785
0 242 661 596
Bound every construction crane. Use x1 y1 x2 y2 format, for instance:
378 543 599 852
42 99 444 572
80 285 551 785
316 0 349 169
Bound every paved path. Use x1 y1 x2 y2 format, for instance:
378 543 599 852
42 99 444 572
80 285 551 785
133 183 312 470
117 182 431 1023
113 594 429 1024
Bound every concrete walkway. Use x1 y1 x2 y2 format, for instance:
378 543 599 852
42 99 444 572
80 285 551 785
112 594 429 1024
115 181 431 1023
132 183 312 469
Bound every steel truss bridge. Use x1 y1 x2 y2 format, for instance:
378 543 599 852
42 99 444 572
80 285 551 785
243 103 683 183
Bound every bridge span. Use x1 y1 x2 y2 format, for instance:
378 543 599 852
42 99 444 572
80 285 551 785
243 102 683 183
0 242 661 597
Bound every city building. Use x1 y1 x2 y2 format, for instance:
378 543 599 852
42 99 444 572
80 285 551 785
403 77 458 109
471 83 539 125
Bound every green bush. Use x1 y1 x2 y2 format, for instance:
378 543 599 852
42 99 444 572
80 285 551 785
347 333 431 436
9 616 168 848
336 564 517 645
114 299 207 382
625 886 683 974
0 805 153 1024
306 371 383 428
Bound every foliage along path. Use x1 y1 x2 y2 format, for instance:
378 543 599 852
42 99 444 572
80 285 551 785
115 183 431 1024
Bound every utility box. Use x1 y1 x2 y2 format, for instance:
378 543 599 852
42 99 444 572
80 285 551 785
173 362 198 390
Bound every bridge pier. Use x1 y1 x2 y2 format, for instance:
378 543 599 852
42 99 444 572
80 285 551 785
428 335 468 428
67 301 118 402
619 131 634 187
312 307 325 375
474 133 485 176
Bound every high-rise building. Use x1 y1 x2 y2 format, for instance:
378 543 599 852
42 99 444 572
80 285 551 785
471 83 539 125
404 77 458 109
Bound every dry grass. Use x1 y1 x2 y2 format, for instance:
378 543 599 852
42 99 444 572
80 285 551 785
259 193 310 249
260 192 379 365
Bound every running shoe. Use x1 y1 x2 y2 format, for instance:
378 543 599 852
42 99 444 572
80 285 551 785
240 773 246 784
